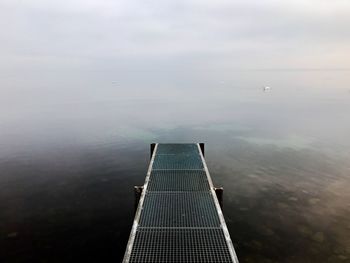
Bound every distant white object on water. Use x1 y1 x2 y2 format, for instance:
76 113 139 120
263 86 271 92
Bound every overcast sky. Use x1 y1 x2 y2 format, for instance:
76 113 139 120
1 0 350 72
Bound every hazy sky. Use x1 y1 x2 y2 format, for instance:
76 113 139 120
1 0 350 72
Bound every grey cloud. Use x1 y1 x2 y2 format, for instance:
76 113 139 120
1 0 349 71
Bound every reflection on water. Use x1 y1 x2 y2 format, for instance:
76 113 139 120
0 71 350 262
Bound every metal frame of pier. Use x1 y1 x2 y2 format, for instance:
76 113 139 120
123 143 239 263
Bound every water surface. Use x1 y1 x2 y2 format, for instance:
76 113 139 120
1 70 350 262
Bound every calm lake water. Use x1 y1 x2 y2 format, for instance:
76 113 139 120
1 70 350 262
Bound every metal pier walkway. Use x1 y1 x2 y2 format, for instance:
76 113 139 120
123 143 239 263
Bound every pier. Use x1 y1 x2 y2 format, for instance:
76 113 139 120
123 143 239 263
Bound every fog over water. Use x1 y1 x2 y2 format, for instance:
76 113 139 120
1 70 350 262
1 0 350 262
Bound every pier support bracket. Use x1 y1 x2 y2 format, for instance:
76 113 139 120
134 186 144 212
214 187 224 209
199 143 205 157
150 143 156 159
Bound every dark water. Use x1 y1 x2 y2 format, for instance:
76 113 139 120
1 71 350 262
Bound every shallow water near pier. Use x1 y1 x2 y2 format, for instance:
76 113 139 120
1 70 350 262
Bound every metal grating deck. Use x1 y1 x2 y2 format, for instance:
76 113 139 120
152 154 204 170
129 228 233 263
139 192 220 227
123 143 239 263
147 170 210 191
